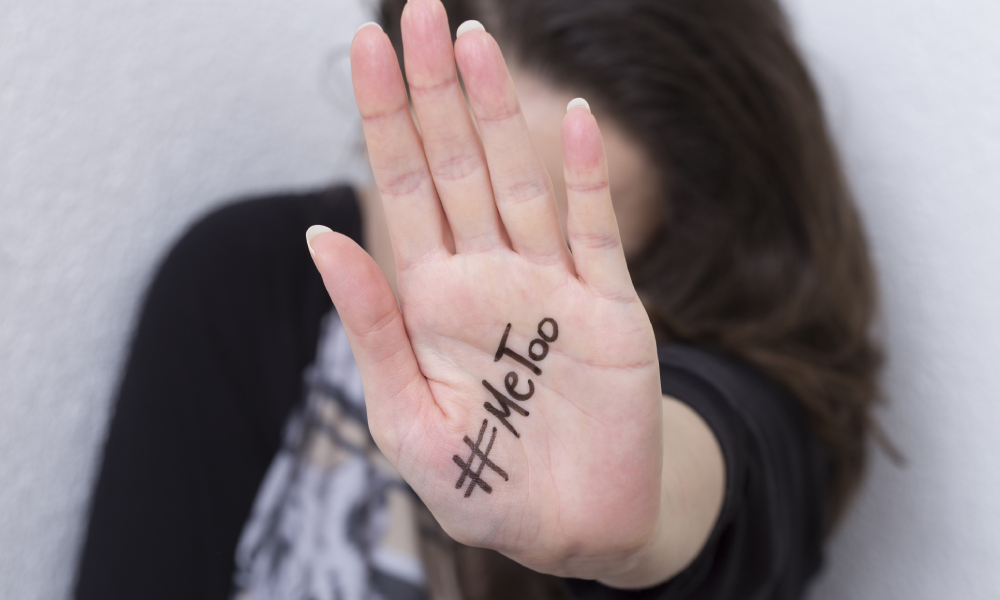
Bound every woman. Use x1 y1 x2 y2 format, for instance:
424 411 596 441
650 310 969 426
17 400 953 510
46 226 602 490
75 0 880 598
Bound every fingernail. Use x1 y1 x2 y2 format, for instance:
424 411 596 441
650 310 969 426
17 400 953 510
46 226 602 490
566 98 591 113
306 225 333 260
456 20 486 37
356 21 382 34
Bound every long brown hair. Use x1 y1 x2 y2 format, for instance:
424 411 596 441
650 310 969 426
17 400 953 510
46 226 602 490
380 0 880 538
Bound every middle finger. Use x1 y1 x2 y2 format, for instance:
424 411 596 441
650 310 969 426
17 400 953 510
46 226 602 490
402 0 506 253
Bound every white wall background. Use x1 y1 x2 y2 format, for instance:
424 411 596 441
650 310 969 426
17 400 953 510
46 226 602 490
0 0 997 598
784 1 1000 597
0 1 371 597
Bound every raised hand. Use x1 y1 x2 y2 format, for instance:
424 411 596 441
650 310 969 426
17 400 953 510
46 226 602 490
308 0 676 584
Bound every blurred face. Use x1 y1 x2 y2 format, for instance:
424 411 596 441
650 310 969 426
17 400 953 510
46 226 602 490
510 67 664 259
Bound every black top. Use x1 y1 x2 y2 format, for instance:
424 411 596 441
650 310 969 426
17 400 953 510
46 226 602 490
75 186 826 600
564 347 826 599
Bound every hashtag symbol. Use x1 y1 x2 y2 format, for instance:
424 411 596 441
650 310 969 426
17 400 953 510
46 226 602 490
453 420 509 497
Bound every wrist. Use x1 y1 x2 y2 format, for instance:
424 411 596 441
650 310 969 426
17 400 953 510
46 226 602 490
594 395 727 589
593 510 677 590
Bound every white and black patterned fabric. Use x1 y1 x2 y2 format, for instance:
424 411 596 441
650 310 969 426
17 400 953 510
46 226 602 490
234 312 427 600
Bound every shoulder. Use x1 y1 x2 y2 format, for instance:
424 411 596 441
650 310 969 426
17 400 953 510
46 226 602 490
164 185 361 274
149 185 361 300
134 185 362 350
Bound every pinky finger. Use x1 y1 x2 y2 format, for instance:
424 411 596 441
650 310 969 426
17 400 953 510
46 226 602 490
563 100 634 299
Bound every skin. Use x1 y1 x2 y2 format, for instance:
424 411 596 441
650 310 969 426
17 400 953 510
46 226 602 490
310 0 724 588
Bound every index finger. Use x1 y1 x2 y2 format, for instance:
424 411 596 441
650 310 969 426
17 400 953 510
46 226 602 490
351 23 450 270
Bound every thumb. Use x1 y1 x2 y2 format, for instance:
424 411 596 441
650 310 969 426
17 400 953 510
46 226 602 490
306 226 431 461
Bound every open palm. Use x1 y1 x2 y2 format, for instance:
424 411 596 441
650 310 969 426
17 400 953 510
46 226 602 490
309 0 663 580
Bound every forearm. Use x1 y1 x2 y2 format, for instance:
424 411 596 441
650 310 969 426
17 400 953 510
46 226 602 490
597 395 726 589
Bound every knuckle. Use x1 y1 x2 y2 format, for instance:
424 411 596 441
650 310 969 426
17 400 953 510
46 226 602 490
429 148 483 183
359 305 401 340
569 230 620 251
566 180 610 194
378 167 430 197
408 75 460 97
495 178 550 206
360 103 408 124
477 104 521 124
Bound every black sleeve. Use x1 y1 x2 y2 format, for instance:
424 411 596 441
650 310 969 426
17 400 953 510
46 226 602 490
563 344 827 600
74 186 361 600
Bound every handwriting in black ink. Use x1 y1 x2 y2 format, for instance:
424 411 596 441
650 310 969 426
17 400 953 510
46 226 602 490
504 371 534 401
483 379 529 438
494 319 560 374
538 318 559 343
494 323 542 375
528 317 558 360
452 318 559 498
453 419 509 497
